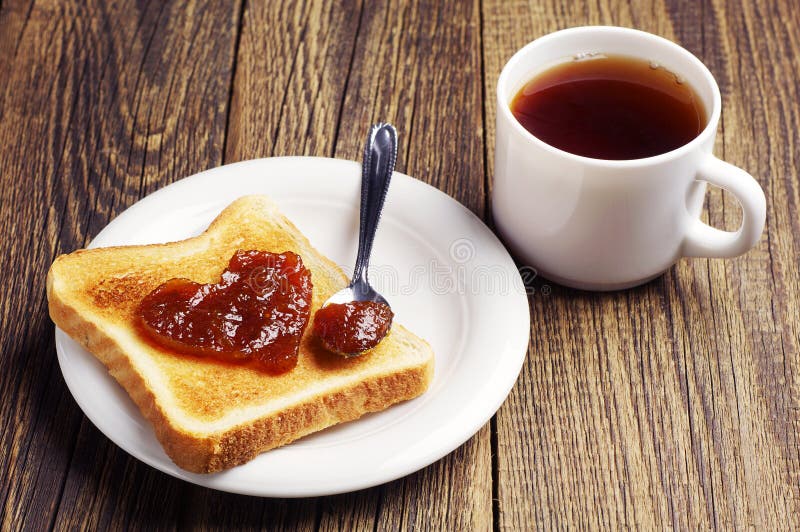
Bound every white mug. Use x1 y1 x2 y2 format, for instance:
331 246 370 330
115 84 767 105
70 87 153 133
493 26 766 290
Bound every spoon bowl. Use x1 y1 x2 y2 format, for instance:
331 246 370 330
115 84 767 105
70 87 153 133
323 284 390 307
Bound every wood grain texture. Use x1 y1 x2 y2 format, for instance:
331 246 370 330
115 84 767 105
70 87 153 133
0 0 240 529
209 0 492 529
483 0 800 529
0 0 797 530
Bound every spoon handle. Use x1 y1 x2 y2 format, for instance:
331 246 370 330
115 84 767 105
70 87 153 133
352 123 398 291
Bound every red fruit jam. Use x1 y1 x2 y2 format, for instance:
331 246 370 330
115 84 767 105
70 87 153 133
313 301 393 355
138 250 313 374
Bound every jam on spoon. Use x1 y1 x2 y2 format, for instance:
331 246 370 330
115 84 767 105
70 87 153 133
313 301 394 355
138 250 312 374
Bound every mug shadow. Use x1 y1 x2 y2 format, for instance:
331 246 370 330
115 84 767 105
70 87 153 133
517 254 672 304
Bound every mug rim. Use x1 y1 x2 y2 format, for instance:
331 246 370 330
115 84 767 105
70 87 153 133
496 25 723 168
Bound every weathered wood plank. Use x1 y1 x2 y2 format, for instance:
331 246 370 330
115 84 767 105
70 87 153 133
0 0 240 529
224 0 363 162
703 0 800 526
483 0 800 529
173 0 362 528
331 0 486 215
327 0 491 529
0 0 35 92
213 0 492 529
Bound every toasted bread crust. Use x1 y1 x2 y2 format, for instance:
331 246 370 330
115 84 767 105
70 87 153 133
47 195 434 473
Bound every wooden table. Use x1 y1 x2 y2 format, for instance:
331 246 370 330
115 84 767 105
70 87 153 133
1 0 797 529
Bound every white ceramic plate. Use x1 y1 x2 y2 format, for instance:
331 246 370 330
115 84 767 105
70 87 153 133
54 156 530 497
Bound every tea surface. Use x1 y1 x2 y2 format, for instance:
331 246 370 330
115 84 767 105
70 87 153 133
510 54 706 160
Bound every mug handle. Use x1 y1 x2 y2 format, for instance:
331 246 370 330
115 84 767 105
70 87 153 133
682 155 766 258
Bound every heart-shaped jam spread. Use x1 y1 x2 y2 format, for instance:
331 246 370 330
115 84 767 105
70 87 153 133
313 301 393 356
138 250 312 374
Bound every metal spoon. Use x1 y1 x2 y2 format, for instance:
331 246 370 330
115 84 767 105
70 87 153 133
319 123 397 335
324 122 396 308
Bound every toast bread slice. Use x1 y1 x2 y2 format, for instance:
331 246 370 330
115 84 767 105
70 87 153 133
47 195 434 473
